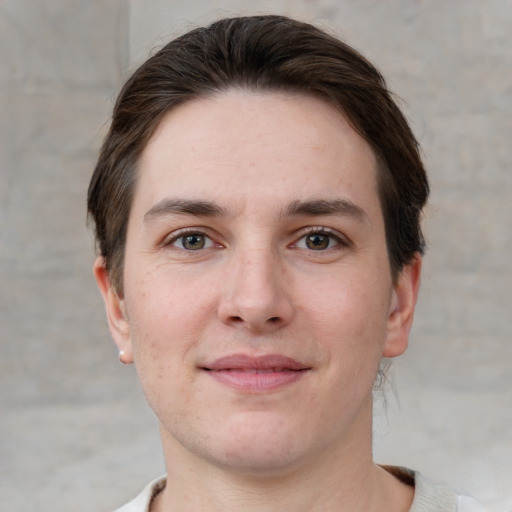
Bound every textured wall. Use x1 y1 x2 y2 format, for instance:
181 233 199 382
1 1 510 510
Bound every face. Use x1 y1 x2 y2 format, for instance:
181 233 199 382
95 91 420 475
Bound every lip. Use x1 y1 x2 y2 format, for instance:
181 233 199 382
201 354 311 392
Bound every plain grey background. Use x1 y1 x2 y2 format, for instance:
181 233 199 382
1 1 510 510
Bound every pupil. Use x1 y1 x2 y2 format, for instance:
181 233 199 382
183 234 205 250
307 234 329 250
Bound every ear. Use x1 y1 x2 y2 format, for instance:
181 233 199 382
93 257 133 364
382 254 422 358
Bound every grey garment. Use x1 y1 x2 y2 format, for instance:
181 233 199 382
113 476 164 512
412 474 458 512
385 466 484 512
113 468 482 512
386 466 458 512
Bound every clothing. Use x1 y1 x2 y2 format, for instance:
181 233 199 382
113 467 484 512
384 466 485 512
113 476 164 512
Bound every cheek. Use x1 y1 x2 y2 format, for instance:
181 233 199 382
305 269 389 330
124 276 190 370
301 270 391 371
124 263 223 391
127 263 213 330
126 292 200 422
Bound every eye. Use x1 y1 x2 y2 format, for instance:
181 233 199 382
294 229 344 251
168 231 215 250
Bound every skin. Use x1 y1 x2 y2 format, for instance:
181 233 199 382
95 91 421 512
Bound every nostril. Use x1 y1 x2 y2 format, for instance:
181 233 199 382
227 315 281 326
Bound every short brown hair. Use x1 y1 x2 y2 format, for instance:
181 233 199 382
88 15 429 293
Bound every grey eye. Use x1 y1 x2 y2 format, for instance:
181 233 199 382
181 234 206 250
295 231 341 251
170 232 215 250
305 234 330 250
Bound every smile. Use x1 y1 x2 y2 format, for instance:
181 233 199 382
202 354 311 392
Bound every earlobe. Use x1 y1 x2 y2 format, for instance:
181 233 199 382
382 254 422 358
93 257 134 364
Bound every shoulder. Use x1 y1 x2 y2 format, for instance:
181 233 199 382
413 471 487 512
457 495 491 512
112 476 166 512
383 466 486 512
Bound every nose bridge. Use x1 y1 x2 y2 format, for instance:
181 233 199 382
219 238 292 331
236 245 278 299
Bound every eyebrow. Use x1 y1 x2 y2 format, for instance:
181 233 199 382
282 199 368 223
143 197 368 223
144 198 229 222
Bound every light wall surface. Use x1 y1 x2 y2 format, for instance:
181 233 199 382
1 1 510 510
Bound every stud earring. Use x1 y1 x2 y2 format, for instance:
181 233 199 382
119 350 127 364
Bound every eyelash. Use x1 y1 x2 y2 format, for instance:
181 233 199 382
163 226 349 252
163 228 218 251
293 227 349 251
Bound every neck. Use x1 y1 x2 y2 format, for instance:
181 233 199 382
153 403 413 512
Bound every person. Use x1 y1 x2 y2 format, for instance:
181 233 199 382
87 14 484 512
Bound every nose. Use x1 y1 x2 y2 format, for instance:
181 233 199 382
218 247 294 334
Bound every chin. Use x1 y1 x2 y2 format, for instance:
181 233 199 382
202 413 310 475
215 445 304 476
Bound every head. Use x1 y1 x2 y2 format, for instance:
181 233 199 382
87 14 428 295
88 15 428 476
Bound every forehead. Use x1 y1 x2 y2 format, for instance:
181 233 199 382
133 90 380 220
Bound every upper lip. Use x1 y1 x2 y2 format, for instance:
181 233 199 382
203 354 310 371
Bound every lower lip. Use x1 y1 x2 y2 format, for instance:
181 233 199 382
205 369 308 392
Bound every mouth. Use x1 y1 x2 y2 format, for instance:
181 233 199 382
201 354 311 392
